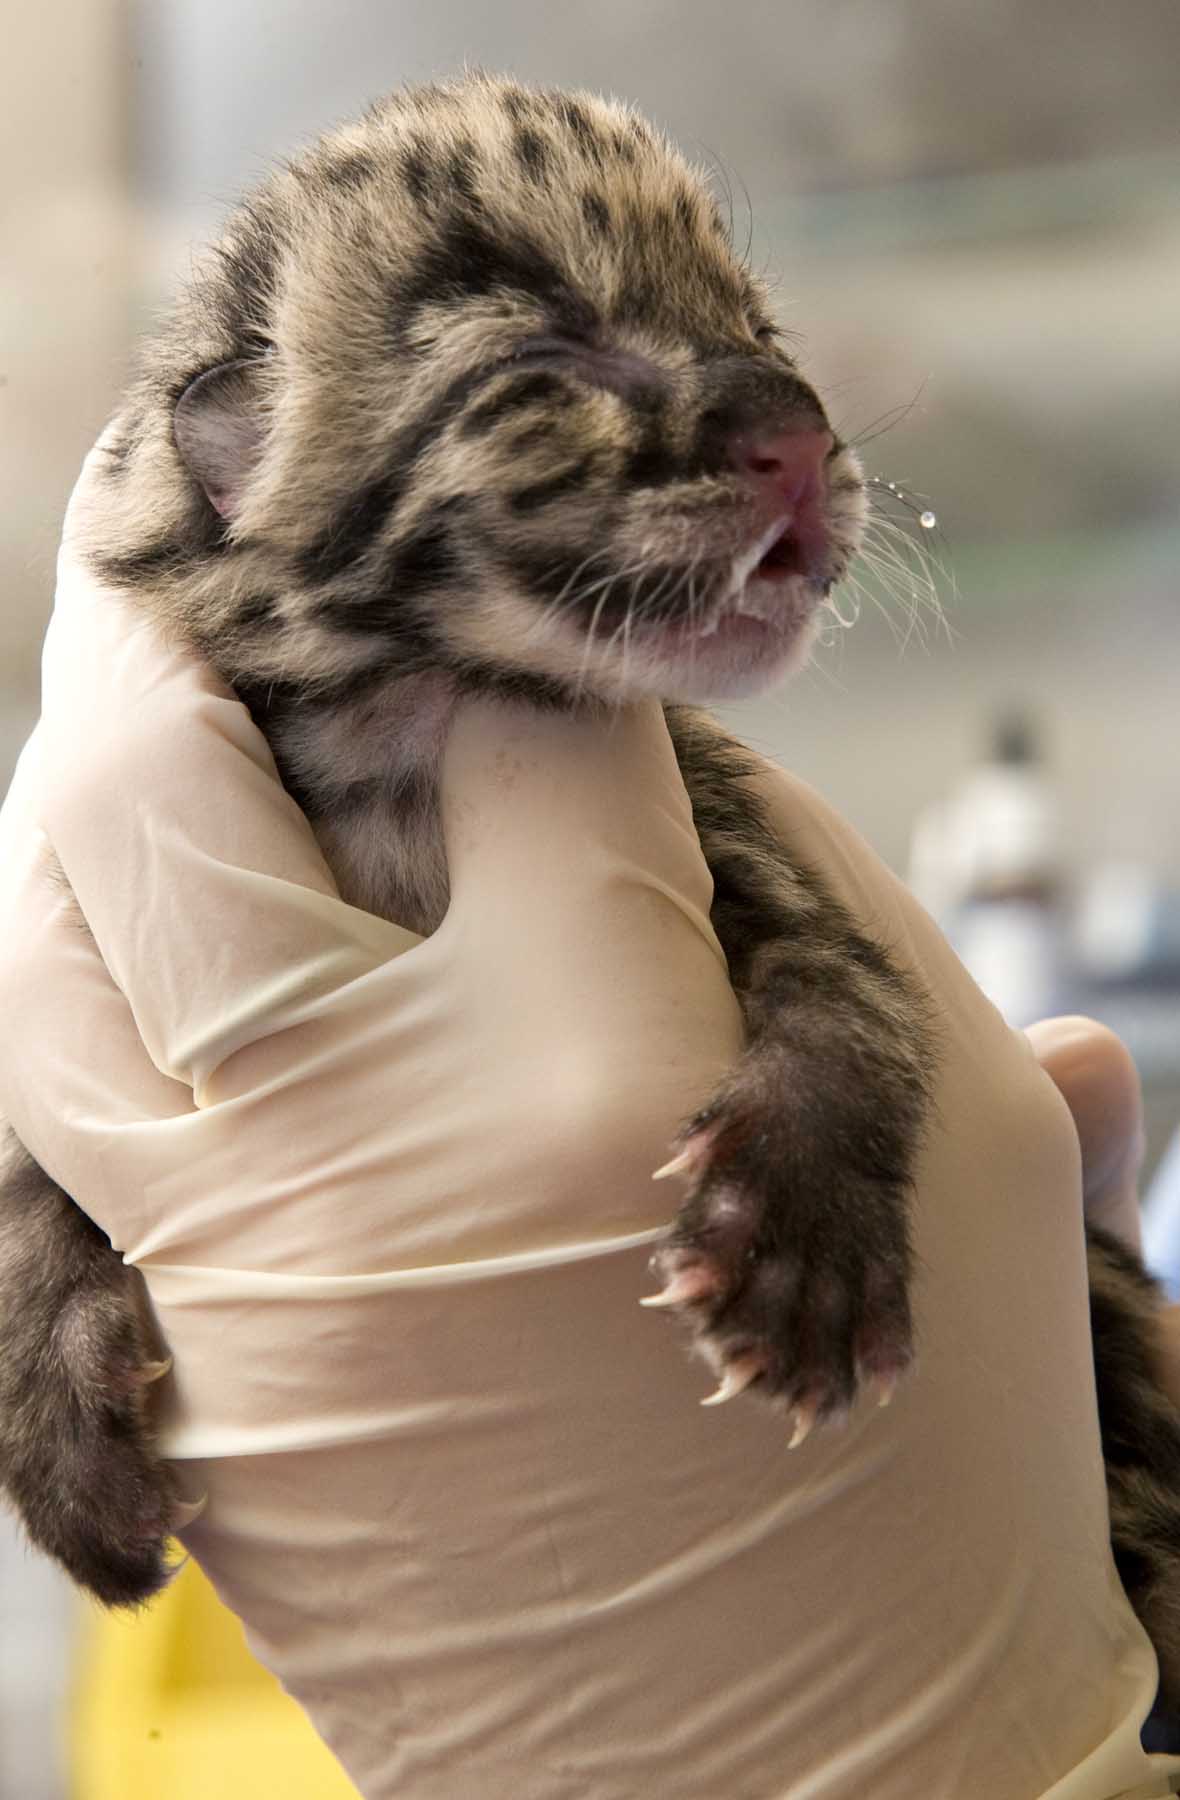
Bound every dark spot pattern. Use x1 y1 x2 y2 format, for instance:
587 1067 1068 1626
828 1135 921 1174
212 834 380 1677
297 469 405 583
400 138 433 204
508 456 595 514
234 593 279 629
555 97 605 167
500 88 532 123
304 500 466 638
512 126 550 182
509 541 611 609
447 140 481 204
505 420 560 453
298 368 497 580
395 212 582 329
311 774 391 816
580 191 611 237
95 508 229 587
379 507 463 596
624 397 683 487
325 149 379 193
209 205 282 344
458 369 567 436
452 660 582 713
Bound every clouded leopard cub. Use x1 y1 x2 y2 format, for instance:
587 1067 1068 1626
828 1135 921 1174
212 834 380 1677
3 73 1180 1708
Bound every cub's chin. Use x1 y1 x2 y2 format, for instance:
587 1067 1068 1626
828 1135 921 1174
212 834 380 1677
615 574 826 704
466 568 826 707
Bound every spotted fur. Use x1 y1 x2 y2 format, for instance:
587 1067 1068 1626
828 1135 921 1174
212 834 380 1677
3 79 1179 1731
75 74 865 924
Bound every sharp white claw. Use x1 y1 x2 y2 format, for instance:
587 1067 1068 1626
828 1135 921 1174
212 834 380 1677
171 1493 208 1532
651 1146 700 1183
639 1268 714 1309
875 1373 898 1409
141 1356 173 1385
700 1359 763 1408
788 1401 819 1450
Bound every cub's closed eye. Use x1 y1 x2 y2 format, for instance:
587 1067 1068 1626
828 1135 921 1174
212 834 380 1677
504 336 665 401
509 335 591 361
753 324 782 346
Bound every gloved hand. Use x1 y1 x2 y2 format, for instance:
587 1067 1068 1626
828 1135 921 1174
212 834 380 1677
0 456 1175 1800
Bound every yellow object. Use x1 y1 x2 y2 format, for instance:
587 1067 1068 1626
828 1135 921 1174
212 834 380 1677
71 1551 361 1800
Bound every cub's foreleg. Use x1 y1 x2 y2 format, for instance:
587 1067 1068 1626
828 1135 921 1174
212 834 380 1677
653 710 937 1438
0 1128 184 1603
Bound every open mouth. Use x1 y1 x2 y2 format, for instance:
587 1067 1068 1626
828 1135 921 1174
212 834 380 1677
697 518 822 640
739 513 824 588
752 521 808 580
568 513 829 696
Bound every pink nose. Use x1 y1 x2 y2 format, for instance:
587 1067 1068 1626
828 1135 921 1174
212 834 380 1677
734 428 834 507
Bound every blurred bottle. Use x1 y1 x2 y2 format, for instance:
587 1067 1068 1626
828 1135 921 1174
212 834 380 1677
909 708 1067 1026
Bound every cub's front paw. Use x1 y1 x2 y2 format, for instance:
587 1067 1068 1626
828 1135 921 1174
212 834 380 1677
641 1078 916 1443
0 1144 204 1606
5 1289 201 1607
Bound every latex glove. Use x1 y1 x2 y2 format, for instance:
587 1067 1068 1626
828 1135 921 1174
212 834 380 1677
1 456 1177 1800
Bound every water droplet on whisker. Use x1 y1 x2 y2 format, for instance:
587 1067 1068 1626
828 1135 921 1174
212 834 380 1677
919 510 937 530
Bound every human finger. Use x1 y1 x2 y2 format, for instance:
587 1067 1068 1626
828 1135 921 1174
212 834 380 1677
1025 1015 1146 1253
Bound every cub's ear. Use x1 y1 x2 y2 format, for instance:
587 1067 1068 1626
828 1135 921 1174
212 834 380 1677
173 359 265 520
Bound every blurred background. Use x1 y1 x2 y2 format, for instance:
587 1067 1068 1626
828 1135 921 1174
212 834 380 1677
2 1 1179 1794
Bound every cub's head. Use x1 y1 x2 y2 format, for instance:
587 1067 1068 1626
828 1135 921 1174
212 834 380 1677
92 74 866 707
